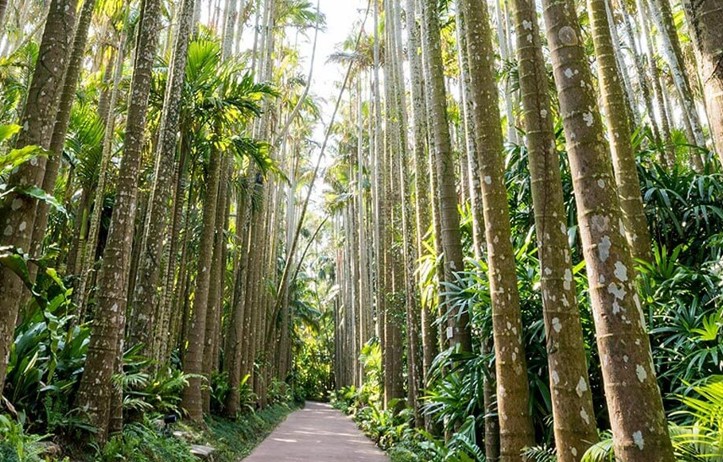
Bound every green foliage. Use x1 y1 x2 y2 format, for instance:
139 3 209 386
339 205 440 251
639 163 723 262
422 347 487 435
355 401 412 449
0 415 50 462
153 38 280 180
268 378 293 404
201 402 299 461
290 255 336 401
3 275 88 435
119 357 191 417
581 433 614 462
523 445 558 462
643 244 723 398
98 418 196 462
672 377 723 460
0 123 48 176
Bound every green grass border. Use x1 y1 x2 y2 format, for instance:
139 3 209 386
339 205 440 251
199 401 302 461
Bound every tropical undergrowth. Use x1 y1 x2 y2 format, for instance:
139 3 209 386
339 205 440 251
0 27 305 460
0 265 299 460
329 136 722 461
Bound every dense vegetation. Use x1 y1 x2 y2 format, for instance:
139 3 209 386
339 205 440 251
0 0 722 460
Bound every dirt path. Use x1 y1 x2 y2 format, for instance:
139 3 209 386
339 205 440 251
243 401 389 461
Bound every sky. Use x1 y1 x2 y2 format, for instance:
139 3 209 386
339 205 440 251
309 0 367 121
289 0 367 227
299 0 367 200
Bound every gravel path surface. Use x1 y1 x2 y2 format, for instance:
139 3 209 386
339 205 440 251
243 401 390 461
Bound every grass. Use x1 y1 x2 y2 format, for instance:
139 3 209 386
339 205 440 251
0 400 301 461
202 401 302 461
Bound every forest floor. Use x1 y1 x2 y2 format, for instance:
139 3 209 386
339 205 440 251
242 401 389 461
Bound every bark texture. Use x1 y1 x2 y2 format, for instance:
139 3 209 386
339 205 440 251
31 0 97 265
589 0 652 263
0 0 77 391
0 0 7 28
420 0 472 352
130 0 196 352
74 0 164 440
541 0 676 459
512 0 598 459
459 0 535 458
687 0 723 164
181 145 223 421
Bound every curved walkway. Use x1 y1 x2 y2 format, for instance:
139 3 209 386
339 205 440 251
243 401 389 461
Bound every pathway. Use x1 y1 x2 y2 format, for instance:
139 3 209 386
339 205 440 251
243 401 390 461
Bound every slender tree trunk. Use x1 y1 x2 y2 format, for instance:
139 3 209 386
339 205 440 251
686 0 723 164
606 1 639 129
495 0 518 145
181 143 223 421
130 0 196 352
0 0 8 29
637 0 676 166
404 0 437 405
456 7 500 456
154 133 189 365
617 0 664 151
224 185 251 417
512 0 598 459
174 172 197 355
0 0 77 390
66 187 90 276
589 0 653 263
75 29 126 315
541 0 676 459
420 0 471 352
202 158 229 413
356 81 372 380
31 0 97 265
456 9 485 261
649 0 707 163
74 0 163 440
97 46 115 125
459 0 535 458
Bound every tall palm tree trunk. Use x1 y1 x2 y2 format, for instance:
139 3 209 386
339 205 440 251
589 0 652 263
75 28 127 315
0 0 78 391
511 0 598 459
74 0 163 440
181 144 223 421
419 0 471 352
202 158 230 413
540 0 676 459
459 0 535 458
31 0 97 268
130 0 197 353
686 0 723 164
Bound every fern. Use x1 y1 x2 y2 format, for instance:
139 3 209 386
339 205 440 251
581 433 614 462
523 445 557 462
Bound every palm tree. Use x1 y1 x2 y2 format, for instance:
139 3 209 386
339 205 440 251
589 0 652 264
30 0 98 273
420 0 471 353
510 0 598 458
174 40 275 420
685 0 723 165
540 0 676 459
0 0 78 392
129 0 197 354
458 0 535 457
74 0 164 440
